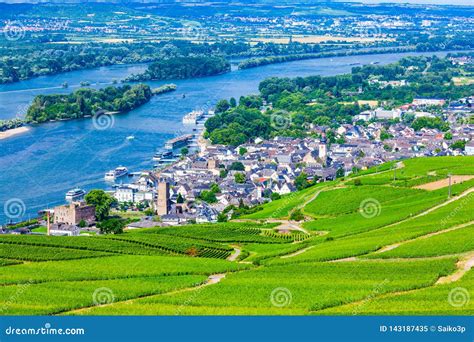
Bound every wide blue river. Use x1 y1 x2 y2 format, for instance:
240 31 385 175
0 51 452 223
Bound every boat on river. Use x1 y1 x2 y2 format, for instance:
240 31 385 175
104 167 129 181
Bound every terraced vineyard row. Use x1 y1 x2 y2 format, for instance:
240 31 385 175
0 255 249 286
0 258 21 267
261 229 310 242
0 243 113 261
138 223 296 244
0 235 168 257
108 235 233 259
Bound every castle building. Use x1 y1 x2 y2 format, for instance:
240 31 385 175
53 202 96 226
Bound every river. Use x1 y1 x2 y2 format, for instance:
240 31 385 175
0 51 454 223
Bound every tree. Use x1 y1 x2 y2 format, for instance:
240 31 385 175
450 140 466 150
210 183 221 193
144 208 155 216
239 147 248 156
290 209 304 221
217 213 228 222
97 217 125 234
85 189 115 221
380 130 393 141
336 167 345 179
444 132 453 140
294 172 309 190
78 219 87 228
215 99 230 113
219 169 228 178
270 192 281 201
229 161 245 171
199 190 217 203
234 173 246 184
411 117 449 132
229 97 237 107
181 147 189 156
177 193 184 204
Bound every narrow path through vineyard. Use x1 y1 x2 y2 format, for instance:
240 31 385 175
59 273 229 316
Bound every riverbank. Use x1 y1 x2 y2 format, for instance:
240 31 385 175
0 126 30 140
238 48 474 70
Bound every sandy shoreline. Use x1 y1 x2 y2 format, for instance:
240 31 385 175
0 126 30 140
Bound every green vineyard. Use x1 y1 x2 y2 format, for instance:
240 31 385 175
1 156 473 315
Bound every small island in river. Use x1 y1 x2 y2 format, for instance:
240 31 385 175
25 84 154 124
0 83 177 139
124 56 231 82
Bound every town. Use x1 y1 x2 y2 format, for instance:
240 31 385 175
2 91 472 235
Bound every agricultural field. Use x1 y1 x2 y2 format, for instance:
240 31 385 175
355 156 474 187
0 258 20 267
1 275 208 315
303 186 428 217
318 269 474 315
135 222 296 244
77 258 456 315
370 224 474 259
241 182 330 220
0 156 473 315
0 243 113 261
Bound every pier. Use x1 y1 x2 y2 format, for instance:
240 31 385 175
164 134 194 150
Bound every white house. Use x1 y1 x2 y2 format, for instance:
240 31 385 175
115 187 134 203
466 141 474 156
50 224 80 236
412 98 446 106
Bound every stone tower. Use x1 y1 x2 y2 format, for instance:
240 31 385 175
319 141 327 164
157 182 170 216
207 158 218 170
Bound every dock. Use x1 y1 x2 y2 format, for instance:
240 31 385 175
165 134 194 150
